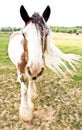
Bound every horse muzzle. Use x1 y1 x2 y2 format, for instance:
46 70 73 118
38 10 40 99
26 67 44 80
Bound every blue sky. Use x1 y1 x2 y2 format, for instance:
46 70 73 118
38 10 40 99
0 0 82 27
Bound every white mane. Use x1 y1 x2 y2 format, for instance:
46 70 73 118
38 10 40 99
23 23 43 65
44 31 81 77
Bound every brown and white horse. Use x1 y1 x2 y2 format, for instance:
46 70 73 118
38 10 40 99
8 5 80 121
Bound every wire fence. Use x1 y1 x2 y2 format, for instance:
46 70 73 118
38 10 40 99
0 32 12 44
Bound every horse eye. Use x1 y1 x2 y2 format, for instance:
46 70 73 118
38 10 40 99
45 34 47 37
22 33 25 38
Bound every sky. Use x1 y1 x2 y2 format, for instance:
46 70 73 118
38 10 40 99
0 0 82 27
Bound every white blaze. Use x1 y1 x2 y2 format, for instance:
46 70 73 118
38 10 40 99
23 23 43 66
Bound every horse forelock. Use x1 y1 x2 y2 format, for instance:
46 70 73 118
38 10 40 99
32 13 45 26
31 12 49 52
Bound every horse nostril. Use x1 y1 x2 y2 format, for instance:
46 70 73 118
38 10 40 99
38 67 44 76
32 76 37 80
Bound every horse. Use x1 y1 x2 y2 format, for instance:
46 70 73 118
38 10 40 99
8 5 81 121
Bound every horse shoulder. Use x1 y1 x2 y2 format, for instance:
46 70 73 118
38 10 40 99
8 31 25 65
10 31 22 40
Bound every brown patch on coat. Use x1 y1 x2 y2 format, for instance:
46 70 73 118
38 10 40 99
43 36 47 53
17 36 28 74
10 31 28 73
20 74 25 82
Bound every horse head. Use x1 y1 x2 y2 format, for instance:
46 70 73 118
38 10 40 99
20 5 51 80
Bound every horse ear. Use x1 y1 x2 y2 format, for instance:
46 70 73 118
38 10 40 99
20 5 30 23
42 5 51 22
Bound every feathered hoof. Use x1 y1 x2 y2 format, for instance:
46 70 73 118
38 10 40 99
19 106 33 121
32 92 38 100
19 114 32 121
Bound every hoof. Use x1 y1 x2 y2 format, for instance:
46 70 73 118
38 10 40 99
19 103 33 121
19 108 33 121
32 92 38 100
19 114 32 121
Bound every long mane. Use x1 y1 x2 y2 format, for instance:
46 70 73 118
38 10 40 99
29 13 81 77
44 32 81 77
31 13 49 52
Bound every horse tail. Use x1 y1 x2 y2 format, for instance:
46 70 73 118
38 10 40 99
44 33 81 77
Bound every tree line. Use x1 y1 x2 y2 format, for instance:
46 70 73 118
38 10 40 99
51 26 82 34
0 27 21 32
0 26 82 34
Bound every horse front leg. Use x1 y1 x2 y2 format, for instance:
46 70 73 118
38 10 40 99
28 79 38 100
17 62 34 121
17 63 37 121
20 79 37 121
21 79 37 120
19 75 34 121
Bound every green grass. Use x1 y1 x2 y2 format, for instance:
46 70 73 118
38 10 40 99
0 32 82 130
54 38 82 55
0 32 11 64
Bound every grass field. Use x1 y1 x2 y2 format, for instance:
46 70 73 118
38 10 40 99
0 32 82 130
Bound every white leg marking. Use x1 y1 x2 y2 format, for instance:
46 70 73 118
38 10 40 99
19 82 33 121
17 71 21 83
28 80 38 100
